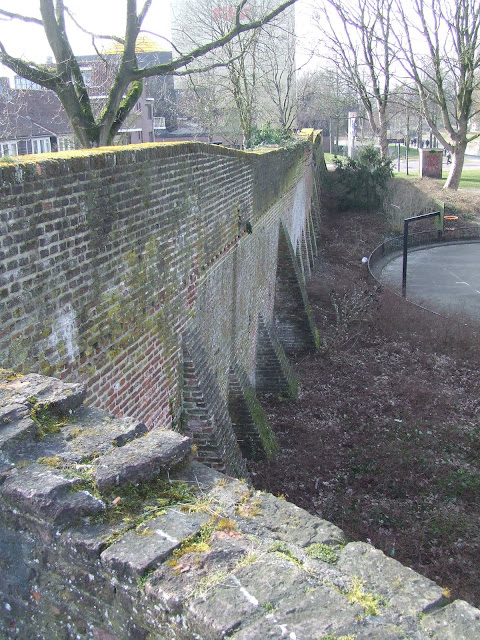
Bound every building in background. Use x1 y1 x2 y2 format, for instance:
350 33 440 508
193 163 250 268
0 83 74 157
0 36 175 156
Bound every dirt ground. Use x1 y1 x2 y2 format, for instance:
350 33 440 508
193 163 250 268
249 179 480 607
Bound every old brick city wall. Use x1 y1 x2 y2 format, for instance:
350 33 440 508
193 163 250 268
0 133 322 476
2 137 480 640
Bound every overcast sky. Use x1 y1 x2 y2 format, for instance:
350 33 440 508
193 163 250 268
0 0 315 81
0 0 172 78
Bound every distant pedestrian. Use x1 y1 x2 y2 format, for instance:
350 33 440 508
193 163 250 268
447 153 452 164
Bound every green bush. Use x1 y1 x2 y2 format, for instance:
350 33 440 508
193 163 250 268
330 146 393 212
248 122 293 147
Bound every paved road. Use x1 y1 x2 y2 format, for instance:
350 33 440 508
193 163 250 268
379 242 480 318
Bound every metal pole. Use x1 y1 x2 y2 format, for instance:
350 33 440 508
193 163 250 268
406 111 410 175
402 212 440 298
402 219 408 297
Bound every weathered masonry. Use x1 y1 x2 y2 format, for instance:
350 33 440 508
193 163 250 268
0 373 479 639
0 134 322 476
1 138 479 639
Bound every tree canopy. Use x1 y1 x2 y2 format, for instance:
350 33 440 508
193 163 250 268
0 0 296 147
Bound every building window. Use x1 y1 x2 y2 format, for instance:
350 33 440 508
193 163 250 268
147 104 153 120
154 117 166 130
79 67 93 87
1 141 18 157
135 102 142 112
149 131 154 142
31 138 51 154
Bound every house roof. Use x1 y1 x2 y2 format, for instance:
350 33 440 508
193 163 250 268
0 89 73 140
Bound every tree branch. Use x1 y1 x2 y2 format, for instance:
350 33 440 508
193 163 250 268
63 6 125 45
132 0 296 79
0 9 42 25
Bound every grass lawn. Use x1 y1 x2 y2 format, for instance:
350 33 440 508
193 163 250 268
394 169 480 190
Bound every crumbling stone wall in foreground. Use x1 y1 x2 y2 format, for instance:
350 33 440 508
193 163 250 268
1 372 479 639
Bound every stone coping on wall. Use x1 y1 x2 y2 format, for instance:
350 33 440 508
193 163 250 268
1 371 479 639
0 129 321 172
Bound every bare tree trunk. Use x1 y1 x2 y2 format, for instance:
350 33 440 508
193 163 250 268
378 110 388 158
444 142 467 190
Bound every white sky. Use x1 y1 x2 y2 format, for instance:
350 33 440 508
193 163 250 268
0 0 316 81
0 0 172 78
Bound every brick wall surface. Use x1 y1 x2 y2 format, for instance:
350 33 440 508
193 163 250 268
0 135 322 466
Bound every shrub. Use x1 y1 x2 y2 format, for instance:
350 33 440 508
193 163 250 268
248 122 293 147
330 146 393 213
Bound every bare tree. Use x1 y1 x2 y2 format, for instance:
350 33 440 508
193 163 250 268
172 0 295 146
257 19 297 131
177 72 238 142
0 0 295 148
314 0 397 158
395 0 480 190
297 67 356 151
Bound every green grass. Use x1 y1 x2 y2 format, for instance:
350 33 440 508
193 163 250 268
389 144 419 159
393 169 480 190
324 152 341 164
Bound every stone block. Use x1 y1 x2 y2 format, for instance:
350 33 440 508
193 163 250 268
189 556 361 640
61 522 132 561
420 599 480 639
61 407 148 462
337 541 447 616
101 510 210 579
94 429 192 491
0 402 29 425
1 464 104 526
246 492 345 547
231 584 364 640
0 417 38 450
0 373 86 414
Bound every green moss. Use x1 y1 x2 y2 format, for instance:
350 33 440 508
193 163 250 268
244 390 278 458
28 397 69 439
95 476 197 528
305 543 339 564
168 519 218 567
268 541 303 566
136 566 157 589
342 577 385 616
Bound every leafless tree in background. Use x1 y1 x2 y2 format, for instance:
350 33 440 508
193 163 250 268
395 0 480 190
172 0 296 146
258 21 297 131
297 67 357 151
313 0 397 158
0 0 295 148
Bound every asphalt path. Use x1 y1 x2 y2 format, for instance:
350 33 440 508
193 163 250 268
379 242 480 318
